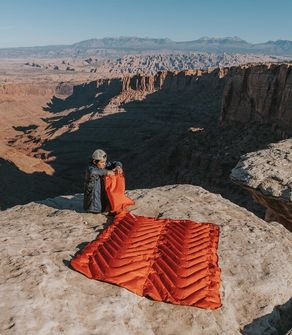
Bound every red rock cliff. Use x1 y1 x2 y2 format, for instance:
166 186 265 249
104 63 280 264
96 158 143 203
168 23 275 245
121 68 229 93
220 63 292 134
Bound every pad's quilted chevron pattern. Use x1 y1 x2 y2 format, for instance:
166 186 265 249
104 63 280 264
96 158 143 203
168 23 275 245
71 212 221 309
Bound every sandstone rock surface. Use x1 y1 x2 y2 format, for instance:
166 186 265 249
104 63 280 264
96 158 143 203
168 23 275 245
1 185 292 335
231 139 292 227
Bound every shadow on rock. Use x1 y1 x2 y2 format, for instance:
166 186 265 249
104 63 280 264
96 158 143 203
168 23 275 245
64 214 115 270
5 73 287 220
0 158 77 210
42 79 122 135
39 194 84 213
242 298 292 335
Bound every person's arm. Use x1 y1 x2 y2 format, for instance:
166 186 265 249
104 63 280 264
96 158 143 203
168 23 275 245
106 161 123 169
106 161 123 175
89 165 113 177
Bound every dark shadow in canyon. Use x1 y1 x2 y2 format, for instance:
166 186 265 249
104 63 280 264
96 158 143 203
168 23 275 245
42 79 122 135
38 72 224 185
43 80 120 114
13 124 38 133
36 74 283 217
241 297 292 335
0 158 77 210
2 74 285 217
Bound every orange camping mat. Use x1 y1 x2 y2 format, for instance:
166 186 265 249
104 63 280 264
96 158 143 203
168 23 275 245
104 174 135 213
71 211 221 309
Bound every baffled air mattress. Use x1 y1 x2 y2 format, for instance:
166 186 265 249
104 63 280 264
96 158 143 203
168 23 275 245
71 175 221 309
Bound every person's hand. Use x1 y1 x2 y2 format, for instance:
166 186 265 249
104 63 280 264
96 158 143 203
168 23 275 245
113 166 123 175
106 170 115 176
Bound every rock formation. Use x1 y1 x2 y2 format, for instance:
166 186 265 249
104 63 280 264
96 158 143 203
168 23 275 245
220 64 292 135
122 70 200 92
101 52 288 75
1 61 292 225
121 64 292 137
231 139 292 229
1 185 292 334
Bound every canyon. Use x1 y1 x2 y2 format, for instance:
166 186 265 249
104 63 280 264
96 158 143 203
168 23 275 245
1 62 291 224
1 54 292 335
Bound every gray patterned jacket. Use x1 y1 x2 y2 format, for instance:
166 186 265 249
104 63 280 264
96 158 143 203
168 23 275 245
83 160 122 213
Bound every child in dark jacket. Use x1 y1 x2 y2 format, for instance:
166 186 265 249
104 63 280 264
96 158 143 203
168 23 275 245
83 149 123 213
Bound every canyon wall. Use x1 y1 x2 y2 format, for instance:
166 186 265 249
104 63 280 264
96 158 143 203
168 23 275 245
121 64 292 135
121 68 228 93
220 63 292 135
118 65 292 222
2 63 292 218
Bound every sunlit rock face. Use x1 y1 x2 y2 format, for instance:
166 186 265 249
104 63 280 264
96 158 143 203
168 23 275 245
231 139 292 229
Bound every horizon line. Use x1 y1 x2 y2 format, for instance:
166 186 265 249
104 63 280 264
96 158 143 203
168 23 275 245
0 35 291 50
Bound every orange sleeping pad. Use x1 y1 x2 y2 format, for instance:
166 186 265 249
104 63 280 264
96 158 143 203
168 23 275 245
71 175 221 309
104 174 135 213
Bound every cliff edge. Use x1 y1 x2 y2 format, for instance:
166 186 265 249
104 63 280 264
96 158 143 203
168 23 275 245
1 185 292 335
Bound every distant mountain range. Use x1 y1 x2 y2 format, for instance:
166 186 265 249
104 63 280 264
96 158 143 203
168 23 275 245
1 36 292 58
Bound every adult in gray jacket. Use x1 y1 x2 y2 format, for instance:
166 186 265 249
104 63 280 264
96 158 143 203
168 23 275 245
83 149 123 213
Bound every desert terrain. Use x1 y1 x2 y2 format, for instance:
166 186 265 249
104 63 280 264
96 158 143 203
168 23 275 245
0 38 292 334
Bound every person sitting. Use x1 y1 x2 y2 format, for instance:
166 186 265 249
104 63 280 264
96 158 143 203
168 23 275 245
83 149 123 214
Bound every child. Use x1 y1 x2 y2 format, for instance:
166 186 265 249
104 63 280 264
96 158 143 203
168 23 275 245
83 149 123 214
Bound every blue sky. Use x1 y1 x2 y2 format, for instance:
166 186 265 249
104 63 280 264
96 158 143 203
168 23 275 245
0 0 291 48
